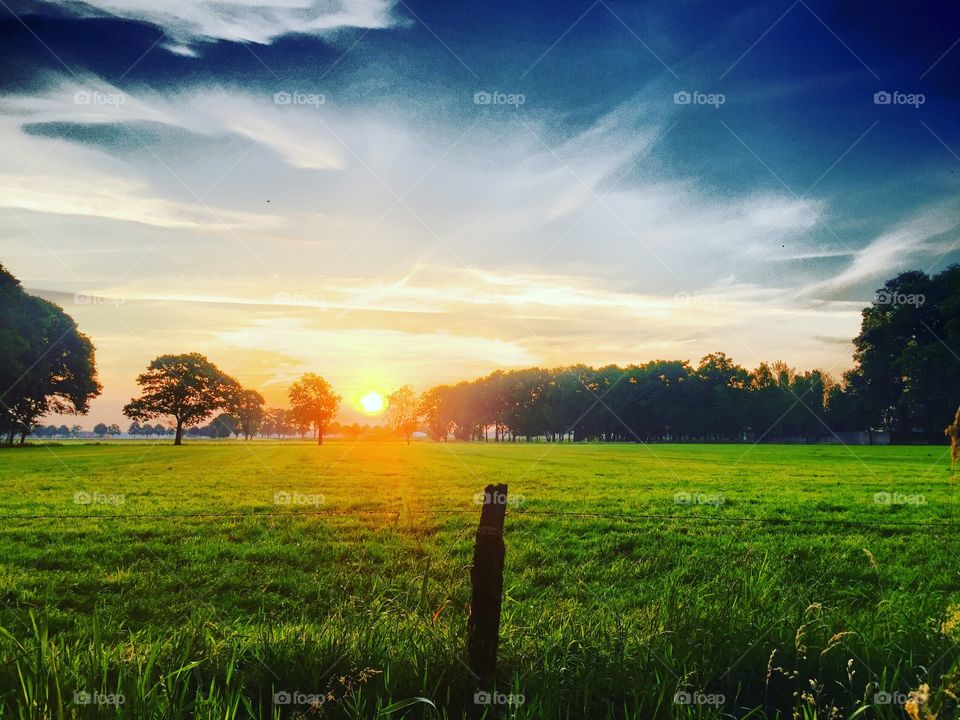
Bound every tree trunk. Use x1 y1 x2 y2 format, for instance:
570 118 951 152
18 431 27 444
406 432 411 445
174 420 183 445
317 426 323 445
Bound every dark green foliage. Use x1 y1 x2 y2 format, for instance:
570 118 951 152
845 265 960 441
0 264 101 443
420 356 838 443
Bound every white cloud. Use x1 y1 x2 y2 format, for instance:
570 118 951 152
0 75 879 411
47 0 403 45
0 170 274 230
800 203 960 298
2 80 345 170
0 108 279 231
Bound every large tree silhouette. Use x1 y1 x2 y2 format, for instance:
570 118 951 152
123 353 239 445
386 385 420 445
846 266 960 441
288 373 340 445
0 264 101 443
228 388 265 440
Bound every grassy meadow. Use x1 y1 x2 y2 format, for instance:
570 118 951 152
0 441 958 719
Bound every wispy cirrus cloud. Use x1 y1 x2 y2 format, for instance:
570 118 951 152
798 203 960 298
4 79 346 170
41 0 405 45
0 69 947 426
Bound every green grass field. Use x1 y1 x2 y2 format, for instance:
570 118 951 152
0 441 958 719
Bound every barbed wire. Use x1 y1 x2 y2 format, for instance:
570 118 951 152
0 507 955 529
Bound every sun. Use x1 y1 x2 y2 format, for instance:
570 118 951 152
360 391 384 414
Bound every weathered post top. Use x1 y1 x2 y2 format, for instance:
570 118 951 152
468 483 508 685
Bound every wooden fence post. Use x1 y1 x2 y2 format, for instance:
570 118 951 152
468 483 507 684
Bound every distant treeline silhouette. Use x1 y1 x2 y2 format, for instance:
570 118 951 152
417 356 834 442
2 264 959 445
415 267 960 444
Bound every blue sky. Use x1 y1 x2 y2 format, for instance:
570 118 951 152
1 0 959 422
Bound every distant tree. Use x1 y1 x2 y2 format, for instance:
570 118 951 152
128 421 142 436
228 388 265 440
93 423 108 437
386 385 420 444
294 416 311 439
106 423 120 436
288 374 341 445
686 353 750 441
499 369 551 441
418 385 453 441
69 425 81 437
208 413 238 439
123 353 239 445
0 264 101 443
263 407 288 438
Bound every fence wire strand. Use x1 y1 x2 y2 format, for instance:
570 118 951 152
0 507 956 529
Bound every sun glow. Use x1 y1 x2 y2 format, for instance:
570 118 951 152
360 391 385 414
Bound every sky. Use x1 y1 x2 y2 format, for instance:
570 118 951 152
1 0 959 425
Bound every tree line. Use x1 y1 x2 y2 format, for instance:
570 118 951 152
122 367 414 444
121 353 341 445
415 356 834 442
2 263 959 445
414 267 960 444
